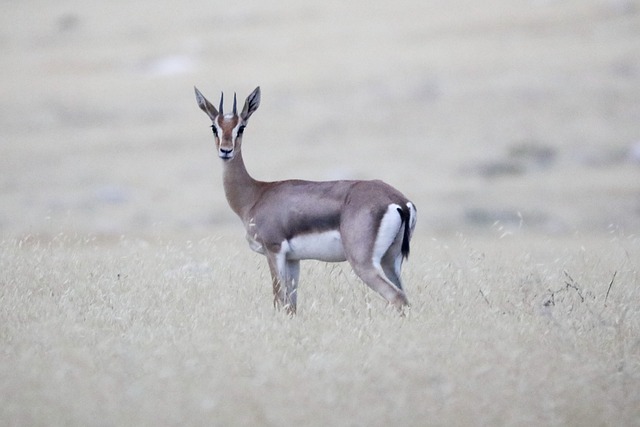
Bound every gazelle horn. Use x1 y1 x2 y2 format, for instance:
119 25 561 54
233 92 237 115
219 92 224 115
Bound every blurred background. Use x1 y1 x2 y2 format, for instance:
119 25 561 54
1 0 639 238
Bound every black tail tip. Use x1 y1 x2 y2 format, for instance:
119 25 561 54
397 207 411 259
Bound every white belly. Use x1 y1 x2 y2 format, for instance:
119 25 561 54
287 230 346 262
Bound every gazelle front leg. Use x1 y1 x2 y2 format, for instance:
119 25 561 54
265 249 300 315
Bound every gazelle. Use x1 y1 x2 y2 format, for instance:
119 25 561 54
194 86 417 314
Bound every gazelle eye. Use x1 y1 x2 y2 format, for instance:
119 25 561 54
210 125 218 136
237 125 246 136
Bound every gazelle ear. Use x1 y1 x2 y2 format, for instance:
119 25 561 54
194 86 219 120
241 86 261 121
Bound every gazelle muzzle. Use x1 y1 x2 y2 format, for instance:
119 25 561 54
219 147 233 160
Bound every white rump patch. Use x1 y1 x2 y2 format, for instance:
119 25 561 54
287 230 346 262
372 203 403 270
407 202 417 231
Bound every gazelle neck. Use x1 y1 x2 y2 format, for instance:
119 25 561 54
221 149 261 220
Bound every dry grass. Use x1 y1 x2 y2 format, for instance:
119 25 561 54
2 230 639 426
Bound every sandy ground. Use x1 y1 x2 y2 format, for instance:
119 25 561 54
1 0 639 238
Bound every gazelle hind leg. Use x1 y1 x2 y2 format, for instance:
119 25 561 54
380 235 405 290
351 264 409 309
380 202 415 292
342 204 409 309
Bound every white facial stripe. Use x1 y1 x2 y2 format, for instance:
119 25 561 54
372 203 403 270
231 121 242 142
212 122 221 137
214 117 243 159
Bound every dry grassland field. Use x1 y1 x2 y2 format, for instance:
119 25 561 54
1 0 640 426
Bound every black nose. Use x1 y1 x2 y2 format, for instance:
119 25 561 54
219 148 233 159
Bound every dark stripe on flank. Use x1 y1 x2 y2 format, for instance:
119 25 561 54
286 212 341 239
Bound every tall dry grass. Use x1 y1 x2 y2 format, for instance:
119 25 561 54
1 230 638 426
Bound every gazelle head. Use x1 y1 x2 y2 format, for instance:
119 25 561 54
194 86 261 160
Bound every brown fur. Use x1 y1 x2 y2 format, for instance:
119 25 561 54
195 86 416 314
